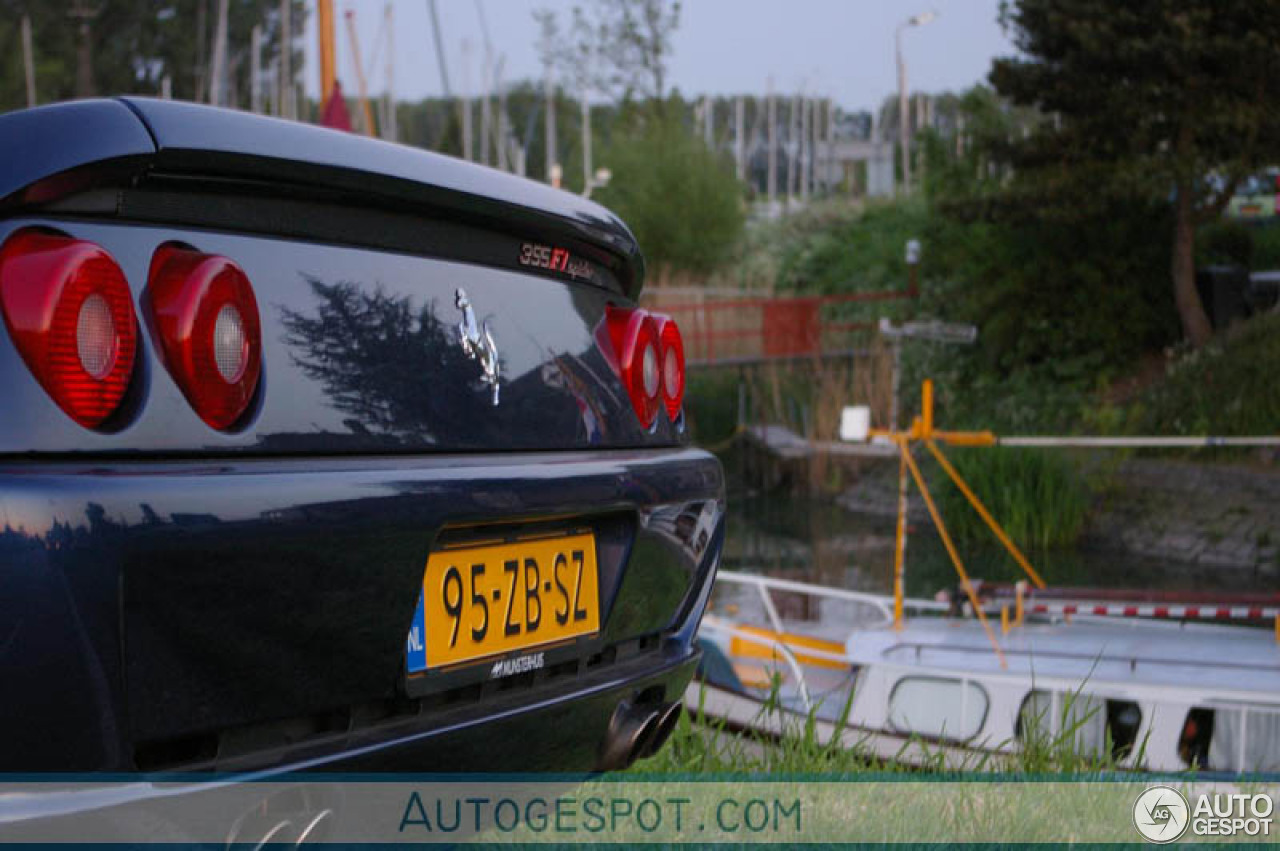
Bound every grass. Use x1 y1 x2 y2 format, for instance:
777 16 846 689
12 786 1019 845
633 674 1146 777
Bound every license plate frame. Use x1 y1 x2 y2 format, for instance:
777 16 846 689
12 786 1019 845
405 528 601 675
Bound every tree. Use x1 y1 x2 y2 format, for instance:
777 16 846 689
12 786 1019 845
0 1 304 112
593 108 743 274
991 0 1280 346
535 0 680 105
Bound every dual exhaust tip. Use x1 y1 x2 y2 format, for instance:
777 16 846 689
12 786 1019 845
598 698 683 771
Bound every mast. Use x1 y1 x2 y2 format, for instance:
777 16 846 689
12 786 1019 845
20 14 35 108
343 9 376 135
209 0 229 105
767 77 776 205
383 2 396 140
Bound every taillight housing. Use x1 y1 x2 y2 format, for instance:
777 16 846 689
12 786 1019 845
605 305 662 429
651 313 685 420
603 306 685 428
0 229 138 428
146 244 262 431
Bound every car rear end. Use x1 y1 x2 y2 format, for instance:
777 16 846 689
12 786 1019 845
0 98 724 775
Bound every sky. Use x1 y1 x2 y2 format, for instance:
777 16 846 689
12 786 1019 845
305 1 1016 114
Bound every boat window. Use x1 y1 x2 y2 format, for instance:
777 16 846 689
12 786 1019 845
1204 704 1280 774
1016 690 1141 761
887 676 988 741
1178 708 1215 769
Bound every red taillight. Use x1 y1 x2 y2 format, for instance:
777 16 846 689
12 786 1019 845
146 244 262 431
652 313 685 420
605 305 662 429
0 230 137 428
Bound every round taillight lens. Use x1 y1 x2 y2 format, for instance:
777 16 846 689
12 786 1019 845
605 305 662 429
213 303 248 383
0 230 137 428
653 313 685 420
146 244 262 431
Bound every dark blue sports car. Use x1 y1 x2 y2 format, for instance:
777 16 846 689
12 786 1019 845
0 98 724 774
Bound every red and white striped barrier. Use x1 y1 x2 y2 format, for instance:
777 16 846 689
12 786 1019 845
1021 600 1279 621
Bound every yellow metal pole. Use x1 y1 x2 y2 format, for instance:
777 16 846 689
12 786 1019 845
317 0 336 103
902 447 1008 669
924 438 1048 589
1001 605 1010 635
892 438 910 630
921 379 934 437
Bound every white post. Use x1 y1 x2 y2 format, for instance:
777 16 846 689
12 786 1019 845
544 62 557 183
250 24 263 113
896 25 909 194
825 97 835 194
801 96 811 201
735 96 745 181
161 75 172 99
480 56 492 165
460 40 473 161
703 96 713 147
279 0 293 118
767 78 777 205
384 2 396 141
496 58 509 172
582 83 592 192
20 14 36 108
209 0 229 106
788 92 800 207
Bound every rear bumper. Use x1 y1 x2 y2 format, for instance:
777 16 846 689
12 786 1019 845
0 448 723 771
0 650 699 837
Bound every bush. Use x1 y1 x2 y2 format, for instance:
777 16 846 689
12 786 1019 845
594 115 744 275
775 199 929 295
1251 221 1280 270
1197 220 1254 268
1140 310 1280 436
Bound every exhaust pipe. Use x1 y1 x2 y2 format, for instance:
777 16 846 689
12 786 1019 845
638 701 682 760
598 699 683 771
598 699 661 771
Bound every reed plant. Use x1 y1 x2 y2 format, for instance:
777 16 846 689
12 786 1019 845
930 447 1091 550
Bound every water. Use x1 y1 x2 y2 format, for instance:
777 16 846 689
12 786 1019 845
723 493 1273 598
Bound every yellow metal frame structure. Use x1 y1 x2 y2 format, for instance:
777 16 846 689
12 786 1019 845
870 379 1050 669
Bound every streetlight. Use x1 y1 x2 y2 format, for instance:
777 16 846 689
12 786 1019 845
584 167 612 199
896 10 938 195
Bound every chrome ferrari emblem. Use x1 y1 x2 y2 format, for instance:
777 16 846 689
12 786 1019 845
455 288 500 406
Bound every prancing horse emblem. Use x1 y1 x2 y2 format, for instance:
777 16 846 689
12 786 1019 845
455 288 500 406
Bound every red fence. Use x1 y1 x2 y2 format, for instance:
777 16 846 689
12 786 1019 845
644 288 918 366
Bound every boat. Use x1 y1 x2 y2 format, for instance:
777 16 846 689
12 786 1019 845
688 570 1280 774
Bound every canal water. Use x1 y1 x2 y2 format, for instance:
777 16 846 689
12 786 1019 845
723 493 1273 598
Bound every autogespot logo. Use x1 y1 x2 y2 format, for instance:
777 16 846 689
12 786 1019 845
1133 786 1190 844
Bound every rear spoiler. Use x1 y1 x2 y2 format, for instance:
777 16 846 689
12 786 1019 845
0 98 644 298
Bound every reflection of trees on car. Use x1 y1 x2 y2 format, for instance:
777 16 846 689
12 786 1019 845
280 278 502 445
279 277 618 448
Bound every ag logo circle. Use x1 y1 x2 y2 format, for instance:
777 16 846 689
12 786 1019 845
1133 785 1190 843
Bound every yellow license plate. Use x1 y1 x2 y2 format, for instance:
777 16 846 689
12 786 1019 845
416 531 600 670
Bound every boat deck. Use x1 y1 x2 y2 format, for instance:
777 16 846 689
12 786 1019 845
845 616 1280 697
